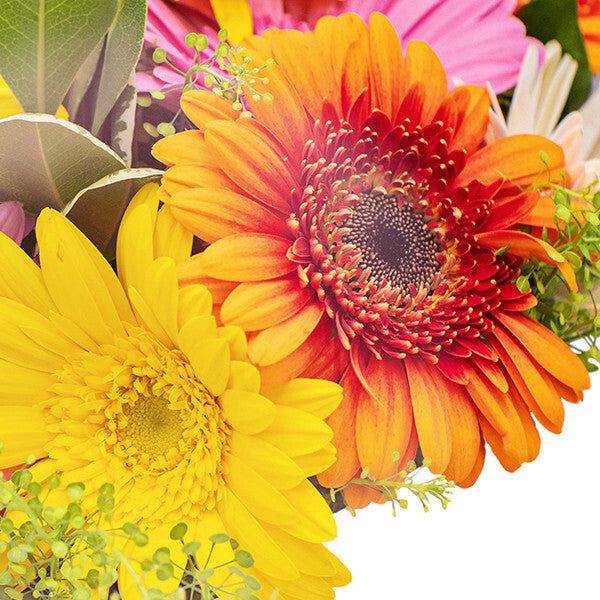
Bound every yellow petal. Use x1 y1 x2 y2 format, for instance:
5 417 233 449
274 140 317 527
179 334 231 396
117 522 188 598
154 204 193 265
258 406 333 456
279 479 337 543
292 443 337 477
217 488 299 581
209 0 253 44
0 232 55 315
0 359 53 405
229 431 306 490
142 257 179 344
0 298 65 371
217 325 248 361
227 360 261 392
261 379 343 419
177 284 213 328
224 454 298 526
37 209 127 344
0 406 51 467
259 521 340 578
116 184 159 294
219 389 275 434
190 509 235 571
127 285 172 348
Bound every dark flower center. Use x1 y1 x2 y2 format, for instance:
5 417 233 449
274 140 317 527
341 191 441 294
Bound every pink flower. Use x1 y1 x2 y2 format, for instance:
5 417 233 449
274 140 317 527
0 202 33 245
140 0 537 95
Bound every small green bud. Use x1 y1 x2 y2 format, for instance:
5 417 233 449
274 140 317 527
51 541 69 558
195 34 209 51
47 473 60 489
137 94 152 108
182 541 202 556
235 550 254 568
422 457 432 468
86 569 100 588
157 122 176 136
539 150 548 163
262 92 274 104
156 563 175 581
149 90 166 100
143 122 159 138
185 33 198 47
391 451 400 463
153 48 168 63
232 101 243 111
153 547 171 565
218 28 228 42
67 482 85 501
170 522 188 540
132 532 149 547
209 533 230 544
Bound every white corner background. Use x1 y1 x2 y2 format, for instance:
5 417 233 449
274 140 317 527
328 370 600 600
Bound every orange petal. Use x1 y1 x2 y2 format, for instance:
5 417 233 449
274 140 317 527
247 300 324 366
161 164 242 201
455 437 485 488
243 32 315 155
343 482 384 509
368 13 404 118
436 378 481 484
355 357 414 480
221 275 313 331
490 322 565 432
152 130 208 166
318 368 361 488
476 229 577 292
495 311 590 390
204 119 296 214
454 134 564 189
176 256 238 301
167 188 290 243
299 332 348 382
448 85 490 154
180 90 239 131
259 318 340 386
404 40 447 124
197 234 294 282
404 355 452 473
482 191 540 232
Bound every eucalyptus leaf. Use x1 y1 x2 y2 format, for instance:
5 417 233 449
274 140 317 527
64 167 163 256
91 0 147 135
0 113 125 213
64 40 105 119
109 71 138 166
516 0 592 113
0 0 119 113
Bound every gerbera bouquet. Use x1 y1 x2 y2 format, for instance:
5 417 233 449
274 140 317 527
0 0 598 598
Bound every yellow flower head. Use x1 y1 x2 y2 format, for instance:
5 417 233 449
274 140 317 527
0 183 350 599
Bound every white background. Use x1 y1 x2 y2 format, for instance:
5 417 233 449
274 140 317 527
328 370 600 600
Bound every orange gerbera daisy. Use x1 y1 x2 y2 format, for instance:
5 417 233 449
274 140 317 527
154 14 591 508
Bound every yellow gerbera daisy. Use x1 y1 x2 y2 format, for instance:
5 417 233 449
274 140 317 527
0 183 350 599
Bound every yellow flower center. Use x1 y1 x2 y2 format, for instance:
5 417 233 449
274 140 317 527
42 325 231 523
121 395 184 458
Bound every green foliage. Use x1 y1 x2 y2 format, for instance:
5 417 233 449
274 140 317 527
516 0 592 114
0 461 269 600
518 180 600 371
329 455 455 516
0 0 119 114
142 29 275 137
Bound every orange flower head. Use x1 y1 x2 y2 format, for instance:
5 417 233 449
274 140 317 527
154 14 591 508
